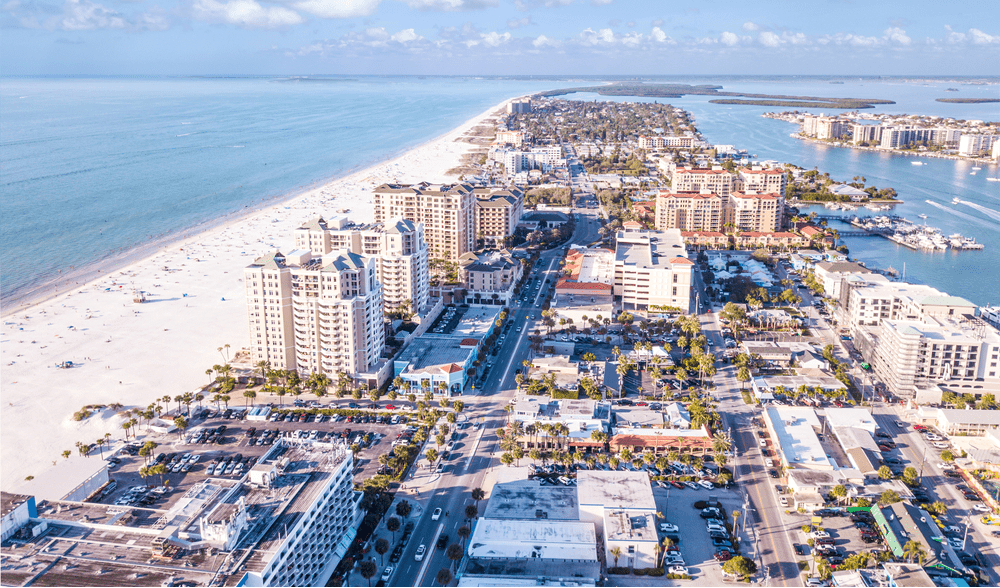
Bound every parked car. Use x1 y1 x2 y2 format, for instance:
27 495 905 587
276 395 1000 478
431 508 442 520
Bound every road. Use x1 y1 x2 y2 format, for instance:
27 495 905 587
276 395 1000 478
388 176 603 587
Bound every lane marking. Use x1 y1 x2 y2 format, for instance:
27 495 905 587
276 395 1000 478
413 522 444 587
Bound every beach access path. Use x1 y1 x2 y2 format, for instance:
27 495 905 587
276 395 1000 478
0 97 515 489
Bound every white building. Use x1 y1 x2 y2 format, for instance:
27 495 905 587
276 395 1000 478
245 249 386 379
670 167 735 196
614 227 694 314
295 216 430 313
762 406 835 471
958 134 1000 157
577 471 659 570
858 314 1000 399
1 493 36 541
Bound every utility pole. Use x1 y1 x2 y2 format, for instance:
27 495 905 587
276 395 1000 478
918 445 928 478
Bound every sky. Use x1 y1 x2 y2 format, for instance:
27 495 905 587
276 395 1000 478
2 0 999 75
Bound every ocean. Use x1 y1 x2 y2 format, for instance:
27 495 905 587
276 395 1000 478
0 76 555 307
2 76 999 308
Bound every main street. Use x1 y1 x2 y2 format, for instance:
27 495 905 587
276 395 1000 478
389 192 603 587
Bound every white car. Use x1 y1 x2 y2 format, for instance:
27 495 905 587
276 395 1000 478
432 508 442 521
932 442 950 450
809 530 830 539
659 523 679 533
415 544 426 561
668 566 689 575
381 566 393 581
973 504 990 512
938 462 955 470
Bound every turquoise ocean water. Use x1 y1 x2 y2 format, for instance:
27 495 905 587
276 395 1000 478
2 76 999 308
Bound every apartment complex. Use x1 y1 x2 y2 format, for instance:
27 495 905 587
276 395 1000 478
738 166 788 197
458 250 523 306
654 190 784 232
245 249 385 378
493 145 564 175
670 167 735 196
654 192 726 232
958 134 1000 157
801 116 851 140
294 216 429 312
858 314 1000 400
637 135 698 149
373 182 476 262
614 227 694 313
507 98 531 114
473 187 524 244
495 130 526 146
837 274 975 334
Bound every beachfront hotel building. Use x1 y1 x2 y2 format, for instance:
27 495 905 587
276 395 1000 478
294 216 429 313
613 226 694 314
729 191 784 232
474 187 524 245
373 182 476 263
245 249 386 378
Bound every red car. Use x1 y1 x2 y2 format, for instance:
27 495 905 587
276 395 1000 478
913 425 926 431
385 404 396 410
670 481 685 489
714 550 732 561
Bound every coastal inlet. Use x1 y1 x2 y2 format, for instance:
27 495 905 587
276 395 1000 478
849 214 985 251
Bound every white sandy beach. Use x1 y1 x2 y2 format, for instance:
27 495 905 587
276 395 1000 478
0 98 511 489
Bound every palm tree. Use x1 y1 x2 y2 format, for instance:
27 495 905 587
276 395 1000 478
609 546 622 568
471 488 485 508
446 543 463 570
659 536 675 567
386 516 401 542
435 568 453 586
457 525 471 547
903 540 927 565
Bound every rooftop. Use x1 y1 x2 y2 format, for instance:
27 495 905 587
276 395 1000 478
764 406 833 469
576 471 655 511
1 492 32 518
604 510 658 544
482 479 579 521
614 229 688 270
467 519 597 561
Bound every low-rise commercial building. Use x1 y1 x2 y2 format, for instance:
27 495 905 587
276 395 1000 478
393 306 499 395
915 406 1000 436
577 471 658 570
870 502 966 575
762 406 835 471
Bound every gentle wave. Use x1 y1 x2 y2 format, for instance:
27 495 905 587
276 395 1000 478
955 199 1000 222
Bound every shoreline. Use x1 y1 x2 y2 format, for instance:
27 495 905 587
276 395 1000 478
1 98 517 317
0 96 514 487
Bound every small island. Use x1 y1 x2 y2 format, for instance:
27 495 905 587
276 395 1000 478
936 98 1000 104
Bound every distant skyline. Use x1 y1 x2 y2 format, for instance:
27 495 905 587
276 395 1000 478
2 0 999 75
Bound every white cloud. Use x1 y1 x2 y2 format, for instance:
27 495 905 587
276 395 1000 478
758 31 780 47
650 26 668 43
60 0 126 30
404 0 497 10
621 31 642 46
291 0 379 18
480 30 510 46
968 28 1000 44
532 34 556 47
787 32 807 45
194 0 302 28
884 26 911 45
719 31 739 46
742 21 759 31
591 0 612 4
391 27 421 42
365 26 389 40
578 27 613 45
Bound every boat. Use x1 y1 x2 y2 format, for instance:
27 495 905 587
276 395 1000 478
972 167 982 170
970 172 977 175
917 214 928 219
988 178 1000 182
952 197 961 204
911 161 925 166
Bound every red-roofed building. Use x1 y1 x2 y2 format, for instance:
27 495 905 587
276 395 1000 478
654 191 726 232
553 246 616 321
738 166 788 197
671 167 736 196
610 425 714 455
681 231 729 248
734 231 807 249
800 225 825 239
729 191 785 232
632 201 656 220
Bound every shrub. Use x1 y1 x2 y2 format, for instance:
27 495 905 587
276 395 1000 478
607 567 629 575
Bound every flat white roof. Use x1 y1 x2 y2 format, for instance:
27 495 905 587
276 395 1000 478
764 406 834 469
824 408 877 433
576 471 655 510
467 519 597 561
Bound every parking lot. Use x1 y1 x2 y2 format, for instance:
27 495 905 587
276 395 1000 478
651 485 747 586
95 404 418 509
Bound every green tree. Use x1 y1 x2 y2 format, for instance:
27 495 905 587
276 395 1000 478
374 538 389 566
386 516 401 542
903 467 919 485
940 450 954 462
903 539 927 565
436 568 453 586
926 501 947 515
878 465 893 480
358 560 377 587
609 546 622 568
829 484 847 505
722 555 758 580
879 489 901 506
